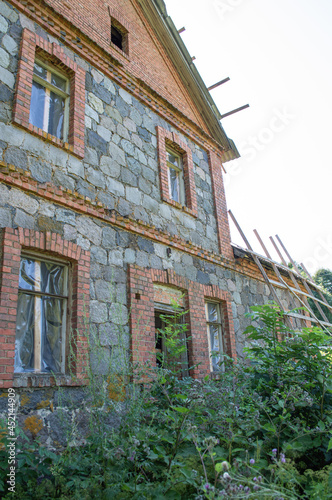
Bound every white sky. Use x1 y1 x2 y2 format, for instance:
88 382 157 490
164 0 332 275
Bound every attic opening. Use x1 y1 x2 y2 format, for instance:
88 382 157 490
110 21 128 54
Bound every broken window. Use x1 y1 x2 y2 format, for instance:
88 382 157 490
205 301 225 372
155 306 189 377
15 255 69 374
111 24 123 51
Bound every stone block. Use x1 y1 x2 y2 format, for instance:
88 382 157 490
142 194 158 214
119 87 132 104
96 124 112 142
109 141 126 166
123 248 135 264
88 130 108 155
0 13 8 33
76 217 102 245
67 155 84 177
109 303 128 326
108 249 124 267
121 167 137 187
91 245 108 265
88 92 104 113
106 177 125 196
29 158 52 183
55 208 76 225
0 206 11 226
76 179 96 200
102 226 117 248
87 167 106 189
2 33 17 55
10 189 39 215
90 300 108 323
117 123 130 140
14 209 35 229
95 279 115 302
54 169 75 191
126 186 141 205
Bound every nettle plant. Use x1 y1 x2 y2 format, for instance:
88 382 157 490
243 304 332 470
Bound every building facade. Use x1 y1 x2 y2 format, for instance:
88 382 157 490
0 0 301 443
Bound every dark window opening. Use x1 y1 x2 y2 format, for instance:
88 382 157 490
111 24 123 51
154 309 189 377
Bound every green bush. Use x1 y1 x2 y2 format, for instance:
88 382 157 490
1 303 332 498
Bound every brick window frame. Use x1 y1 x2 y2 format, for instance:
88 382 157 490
0 227 90 388
156 126 198 217
128 265 236 380
108 8 131 58
13 28 86 159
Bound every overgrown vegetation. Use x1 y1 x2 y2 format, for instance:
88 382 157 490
1 303 332 499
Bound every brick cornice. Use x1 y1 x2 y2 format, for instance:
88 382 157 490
8 0 226 160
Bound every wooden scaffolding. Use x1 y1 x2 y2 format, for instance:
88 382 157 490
228 210 332 335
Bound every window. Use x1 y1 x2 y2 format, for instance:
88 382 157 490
156 126 198 217
15 255 69 374
205 301 224 372
166 147 186 205
13 28 85 158
154 307 189 377
111 24 124 51
110 18 129 54
30 59 70 141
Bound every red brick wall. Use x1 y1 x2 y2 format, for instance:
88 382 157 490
0 228 90 388
208 151 233 260
38 0 207 131
128 265 236 380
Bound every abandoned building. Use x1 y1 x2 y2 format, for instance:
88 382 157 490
1 0 330 444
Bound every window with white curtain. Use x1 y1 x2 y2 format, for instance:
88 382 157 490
14 255 69 374
29 59 70 141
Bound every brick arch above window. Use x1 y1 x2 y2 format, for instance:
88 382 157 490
0 227 90 388
13 28 85 158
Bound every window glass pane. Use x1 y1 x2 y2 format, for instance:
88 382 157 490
48 91 65 139
209 324 220 371
208 302 218 323
169 167 179 202
51 71 67 92
29 81 46 130
14 293 35 372
19 258 36 291
41 261 67 295
33 62 47 80
41 297 64 373
167 150 180 168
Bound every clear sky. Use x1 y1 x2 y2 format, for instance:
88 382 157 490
164 0 332 275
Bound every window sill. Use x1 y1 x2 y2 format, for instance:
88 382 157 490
13 373 88 388
110 41 130 61
162 196 198 218
26 123 77 156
